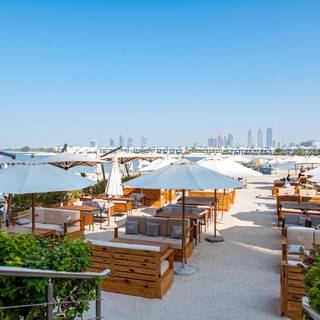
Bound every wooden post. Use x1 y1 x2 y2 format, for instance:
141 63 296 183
214 189 217 237
31 193 36 232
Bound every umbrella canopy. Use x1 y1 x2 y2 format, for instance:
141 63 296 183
38 153 103 170
105 158 123 196
139 157 178 173
0 163 95 195
197 158 262 178
123 160 243 190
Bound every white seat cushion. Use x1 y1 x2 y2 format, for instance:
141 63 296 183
160 260 169 276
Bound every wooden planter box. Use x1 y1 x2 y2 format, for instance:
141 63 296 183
281 261 305 320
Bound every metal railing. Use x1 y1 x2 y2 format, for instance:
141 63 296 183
0 266 110 320
302 297 320 320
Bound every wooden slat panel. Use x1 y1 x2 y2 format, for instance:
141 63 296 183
114 265 158 276
113 253 156 263
113 271 156 281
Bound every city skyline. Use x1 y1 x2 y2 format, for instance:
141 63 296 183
0 2 319 147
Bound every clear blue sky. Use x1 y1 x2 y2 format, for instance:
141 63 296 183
0 0 319 147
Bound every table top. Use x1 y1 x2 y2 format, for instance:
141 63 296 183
177 196 215 206
111 237 169 251
62 205 98 212
281 201 320 211
155 212 205 220
5 225 56 237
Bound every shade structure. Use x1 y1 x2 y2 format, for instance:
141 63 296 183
105 158 123 196
0 164 95 194
123 160 242 274
0 163 95 231
197 158 262 178
38 153 103 170
227 155 251 164
140 157 178 173
124 160 243 190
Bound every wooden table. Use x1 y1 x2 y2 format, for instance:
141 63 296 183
62 205 97 230
177 196 215 221
155 211 205 244
5 225 56 238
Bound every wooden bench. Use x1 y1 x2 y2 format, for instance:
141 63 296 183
88 239 174 299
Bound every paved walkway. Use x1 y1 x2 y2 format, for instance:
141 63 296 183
86 174 282 320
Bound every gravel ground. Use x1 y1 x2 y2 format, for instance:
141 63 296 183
85 173 283 320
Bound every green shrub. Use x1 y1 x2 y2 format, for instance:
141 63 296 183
300 246 320 317
0 231 98 319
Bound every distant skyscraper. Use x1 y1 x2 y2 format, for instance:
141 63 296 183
127 137 133 148
227 133 234 147
141 136 147 148
119 135 125 147
257 129 263 148
217 134 224 148
247 129 253 148
266 128 273 148
90 140 97 148
109 138 115 147
208 138 215 147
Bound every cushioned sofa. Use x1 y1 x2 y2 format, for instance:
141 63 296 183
13 207 84 238
114 215 193 261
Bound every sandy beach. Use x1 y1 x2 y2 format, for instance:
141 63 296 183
85 172 284 320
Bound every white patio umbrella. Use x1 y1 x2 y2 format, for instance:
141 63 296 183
0 163 95 231
198 158 262 178
306 167 320 177
139 157 178 172
105 158 123 196
123 160 242 275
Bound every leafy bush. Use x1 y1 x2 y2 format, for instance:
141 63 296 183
301 246 320 317
0 231 98 319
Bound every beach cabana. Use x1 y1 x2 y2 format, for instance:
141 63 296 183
123 160 242 275
0 163 95 231
139 157 178 173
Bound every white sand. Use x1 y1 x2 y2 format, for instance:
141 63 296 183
85 173 284 320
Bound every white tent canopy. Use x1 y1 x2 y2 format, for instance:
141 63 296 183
105 158 123 196
197 158 262 178
139 157 178 172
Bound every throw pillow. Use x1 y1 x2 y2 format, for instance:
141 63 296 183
170 224 182 239
16 218 31 226
298 215 308 226
146 222 159 237
125 220 139 234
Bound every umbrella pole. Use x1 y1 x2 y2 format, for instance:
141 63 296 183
6 194 13 227
31 193 36 233
181 189 186 267
174 189 195 276
205 189 224 243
